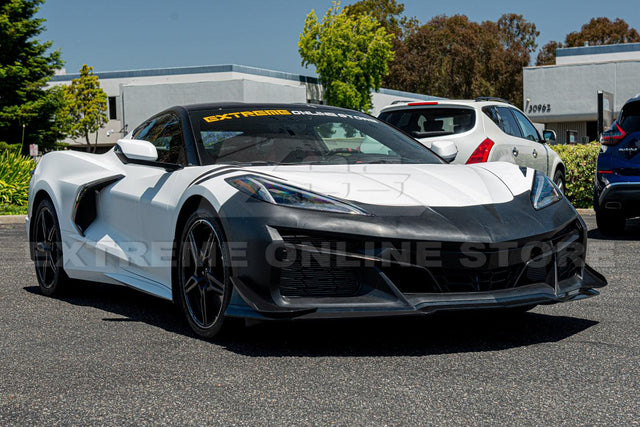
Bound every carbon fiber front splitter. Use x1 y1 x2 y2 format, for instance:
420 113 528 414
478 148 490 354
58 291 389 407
224 264 606 320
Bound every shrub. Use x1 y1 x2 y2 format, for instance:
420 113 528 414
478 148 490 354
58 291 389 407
552 142 600 209
0 141 21 153
0 149 35 207
0 204 28 215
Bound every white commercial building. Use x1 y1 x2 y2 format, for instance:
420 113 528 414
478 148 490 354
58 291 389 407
523 43 640 144
49 64 438 148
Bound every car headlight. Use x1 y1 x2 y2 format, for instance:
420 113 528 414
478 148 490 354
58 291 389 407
226 175 370 215
531 170 562 210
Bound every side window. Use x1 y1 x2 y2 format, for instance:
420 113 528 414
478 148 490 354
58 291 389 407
511 109 541 142
134 114 186 165
482 106 500 127
132 121 150 139
495 107 523 138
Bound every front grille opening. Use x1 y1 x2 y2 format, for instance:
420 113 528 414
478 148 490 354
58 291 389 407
558 259 578 281
278 253 362 298
276 225 586 296
520 255 554 286
430 265 524 293
380 265 441 293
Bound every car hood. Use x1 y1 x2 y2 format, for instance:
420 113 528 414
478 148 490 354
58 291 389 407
237 162 532 208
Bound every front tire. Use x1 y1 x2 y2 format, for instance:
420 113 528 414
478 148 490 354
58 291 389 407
177 209 232 339
32 198 70 296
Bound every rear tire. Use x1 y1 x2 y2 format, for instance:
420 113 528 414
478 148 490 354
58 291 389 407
596 208 626 235
32 198 71 296
176 208 233 339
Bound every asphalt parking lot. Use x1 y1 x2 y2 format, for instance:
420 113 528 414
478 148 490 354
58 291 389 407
0 212 639 425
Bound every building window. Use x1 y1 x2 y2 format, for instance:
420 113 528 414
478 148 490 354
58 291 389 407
108 96 117 120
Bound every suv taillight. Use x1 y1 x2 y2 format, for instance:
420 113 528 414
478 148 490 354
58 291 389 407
466 138 494 164
600 122 626 145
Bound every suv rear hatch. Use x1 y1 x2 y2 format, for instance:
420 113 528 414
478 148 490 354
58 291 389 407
607 99 640 175
379 105 476 139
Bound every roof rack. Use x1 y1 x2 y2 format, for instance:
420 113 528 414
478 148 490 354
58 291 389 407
475 96 512 105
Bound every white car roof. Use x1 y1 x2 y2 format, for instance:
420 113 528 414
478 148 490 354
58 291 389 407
379 99 513 113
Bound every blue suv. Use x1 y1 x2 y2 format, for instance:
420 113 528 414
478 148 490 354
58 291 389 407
594 95 640 234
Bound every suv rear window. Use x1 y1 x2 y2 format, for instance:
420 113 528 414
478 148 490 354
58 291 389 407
379 107 475 138
619 100 640 133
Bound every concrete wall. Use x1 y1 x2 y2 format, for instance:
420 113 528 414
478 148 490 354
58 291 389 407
121 79 307 131
48 64 437 147
556 43 640 65
523 60 640 124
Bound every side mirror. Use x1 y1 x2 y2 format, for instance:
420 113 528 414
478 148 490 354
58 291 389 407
542 130 557 144
431 140 457 163
115 139 158 162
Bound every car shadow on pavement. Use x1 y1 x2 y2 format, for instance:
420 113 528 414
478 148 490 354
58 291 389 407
219 312 597 357
24 282 597 357
24 282 192 337
588 217 640 240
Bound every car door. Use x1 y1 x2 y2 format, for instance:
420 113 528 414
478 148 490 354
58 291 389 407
483 106 527 167
490 106 534 169
510 108 549 174
97 113 189 288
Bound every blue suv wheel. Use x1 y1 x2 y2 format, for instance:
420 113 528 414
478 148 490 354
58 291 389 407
594 96 640 234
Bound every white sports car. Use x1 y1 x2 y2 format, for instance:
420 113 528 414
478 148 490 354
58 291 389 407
27 103 606 339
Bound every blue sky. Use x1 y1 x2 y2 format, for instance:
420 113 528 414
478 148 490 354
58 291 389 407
38 0 640 77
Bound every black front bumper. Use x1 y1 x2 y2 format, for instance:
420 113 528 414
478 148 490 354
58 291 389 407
218 194 607 319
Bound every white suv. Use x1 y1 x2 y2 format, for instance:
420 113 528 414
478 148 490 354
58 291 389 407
378 98 565 190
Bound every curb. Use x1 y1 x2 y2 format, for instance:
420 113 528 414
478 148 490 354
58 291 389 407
576 208 595 216
0 215 26 225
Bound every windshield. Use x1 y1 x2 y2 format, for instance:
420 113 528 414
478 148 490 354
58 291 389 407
379 107 476 138
190 107 442 166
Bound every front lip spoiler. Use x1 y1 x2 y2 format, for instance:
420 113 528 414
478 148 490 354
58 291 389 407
226 264 606 320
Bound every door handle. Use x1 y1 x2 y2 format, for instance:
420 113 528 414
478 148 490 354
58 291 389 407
532 149 538 158
512 147 519 157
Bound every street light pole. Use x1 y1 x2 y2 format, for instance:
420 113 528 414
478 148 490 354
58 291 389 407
21 123 25 147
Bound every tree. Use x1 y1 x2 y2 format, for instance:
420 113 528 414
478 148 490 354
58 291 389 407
343 0 418 90
344 0 416 38
483 14 539 105
536 40 563 66
536 17 640 66
298 2 395 112
566 17 640 47
62 64 108 152
384 13 537 106
0 0 64 151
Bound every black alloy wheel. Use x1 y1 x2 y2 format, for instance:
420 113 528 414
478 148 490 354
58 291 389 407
33 198 68 296
178 209 232 338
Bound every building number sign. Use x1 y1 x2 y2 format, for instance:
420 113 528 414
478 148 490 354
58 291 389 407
527 104 551 114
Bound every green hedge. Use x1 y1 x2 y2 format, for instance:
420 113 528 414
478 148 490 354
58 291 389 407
0 149 35 208
552 142 600 209
0 141 21 153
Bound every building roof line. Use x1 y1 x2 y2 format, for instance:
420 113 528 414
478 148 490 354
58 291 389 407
556 42 640 57
51 64 320 84
525 58 640 70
